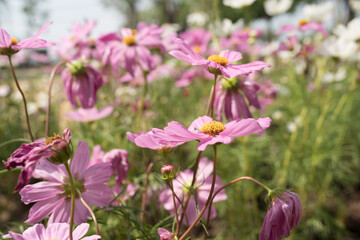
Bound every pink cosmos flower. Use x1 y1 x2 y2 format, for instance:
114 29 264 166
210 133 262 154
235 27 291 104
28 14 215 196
20 141 113 224
159 157 227 226
169 38 270 78
221 29 262 54
128 131 181 151
89 145 129 186
157 228 175 240
61 61 104 108
176 67 213 87
126 131 147 143
180 28 212 55
277 20 327 36
4 129 71 192
152 116 271 151
260 192 302 240
214 76 261 121
0 22 54 56
3 223 100 240
65 106 113 122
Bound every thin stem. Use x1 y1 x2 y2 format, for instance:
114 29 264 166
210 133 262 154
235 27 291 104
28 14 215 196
135 74 149 131
77 189 101 236
46 61 66 137
64 162 75 240
8 56 34 141
168 179 180 235
140 161 154 223
206 74 218 118
179 176 271 240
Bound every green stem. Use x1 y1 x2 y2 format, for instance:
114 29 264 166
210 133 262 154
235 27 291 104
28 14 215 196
140 161 154 224
206 74 218 118
64 162 75 240
8 55 34 141
168 179 180 236
0 138 31 149
77 190 101 236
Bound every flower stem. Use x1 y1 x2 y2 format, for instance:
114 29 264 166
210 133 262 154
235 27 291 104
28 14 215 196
140 161 154 223
8 56 34 141
135 73 149 131
77 189 101 236
206 74 218 118
46 61 66 137
64 161 75 240
168 179 180 235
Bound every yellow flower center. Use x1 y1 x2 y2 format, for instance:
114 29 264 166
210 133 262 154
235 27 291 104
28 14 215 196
193 45 201 53
11 37 18 45
123 35 136 46
200 121 226 135
207 55 229 66
132 29 138 35
45 133 63 145
298 19 309 26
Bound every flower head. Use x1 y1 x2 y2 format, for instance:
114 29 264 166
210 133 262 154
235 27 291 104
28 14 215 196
0 22 54 56
20 141 113 224
260 191 302 240
3 223 100 240
66 106 113 122
277 21 327 36
158 228 175 240
169 38 270 78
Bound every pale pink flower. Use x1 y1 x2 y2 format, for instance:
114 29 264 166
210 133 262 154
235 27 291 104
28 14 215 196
277 20 327 36
158 228 175 240
159 157 227 226
175 67 212 87
126 131 147 143
179 28 212 55
4 129 71 192
260 192 302 240
0 22 54 56
169 38 270 78
221 29 262 54
3 223 100 240
20 141 113 224
130 131 182 150
152 116 271 151
65 106 113 122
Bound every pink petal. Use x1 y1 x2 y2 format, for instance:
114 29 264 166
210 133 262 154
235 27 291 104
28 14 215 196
70 141 90 175
219 50 242 63
197 135 232 151
188 116 214 132
20 181 62 204
0 28 11 48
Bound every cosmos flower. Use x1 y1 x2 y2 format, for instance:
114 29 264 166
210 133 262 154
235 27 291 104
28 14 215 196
169 38 270 78
157 228 175 240
3 223 100 240
277 20 327 37
152 116 271 151
0 22 54 56
260 191 302 240
20 141 113 224
65 106 113 122
159 157 227 226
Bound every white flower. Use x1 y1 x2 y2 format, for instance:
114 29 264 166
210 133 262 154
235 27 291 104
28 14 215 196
350 0 360 13
186 12 208 27
210 18 244 36
303 1 334 22
320 36 359 60
0 84 10 97
334 18 360 42
264 0 293 16
223 0 256 8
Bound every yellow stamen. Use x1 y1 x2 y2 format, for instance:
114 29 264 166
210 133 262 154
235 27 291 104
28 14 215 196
193 45 201 53
45 133 63 145
298 19 309 26
207 55 229 66
131 29 137 35
200 121 226 136
122 35 136 46
11 37 18 45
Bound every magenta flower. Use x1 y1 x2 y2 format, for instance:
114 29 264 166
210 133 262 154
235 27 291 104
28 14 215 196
4 129 72 192
61 60 104 108
260 192 302 240
65 106 113 122
3 223 100 240
20 141 113 224
169 38 270 78
159 157 227 226
277 20 327 36
0 22 54 56
89 145 129 186
214 76 261 121
152 116 271 151
157 228 175 240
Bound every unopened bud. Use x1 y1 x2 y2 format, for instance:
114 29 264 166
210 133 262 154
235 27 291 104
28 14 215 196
161 164 176 179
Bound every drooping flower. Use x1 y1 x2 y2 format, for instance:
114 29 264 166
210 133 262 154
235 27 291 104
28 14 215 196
260 191 302 240
0 22 54 56
152 116 271 151
20 141 113 224
4 129 72 192
170 38 270 78
61 60 104 108
157 228 175 240
65 106 113 122
89 145 130 186
159 157 227 226
3 223 100 240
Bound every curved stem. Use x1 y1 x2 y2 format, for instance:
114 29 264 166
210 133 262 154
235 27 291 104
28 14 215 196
77 189 101 236
64 162 75 240
46 61 66 137
140 161 154 223
8 56 34 141
179 176 271 240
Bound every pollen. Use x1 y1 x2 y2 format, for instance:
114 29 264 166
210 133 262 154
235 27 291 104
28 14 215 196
298 19 309 26
122 35 136 46
200 121 226 135
11 37 18 45
45 133 63 145
207 55 229 66
193 45 201 53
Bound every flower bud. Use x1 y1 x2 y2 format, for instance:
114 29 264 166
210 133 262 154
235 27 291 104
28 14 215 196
45 133 73 165
161 164 176 179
